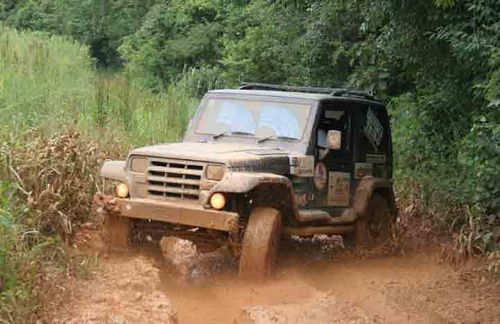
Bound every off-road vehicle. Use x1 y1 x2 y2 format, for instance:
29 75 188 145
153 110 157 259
94 83 397 279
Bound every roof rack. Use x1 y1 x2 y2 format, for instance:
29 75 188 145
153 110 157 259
239 82 376 101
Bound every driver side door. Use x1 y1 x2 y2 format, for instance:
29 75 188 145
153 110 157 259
310 103 353 209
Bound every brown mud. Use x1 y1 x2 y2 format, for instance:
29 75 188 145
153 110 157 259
45 230 500 324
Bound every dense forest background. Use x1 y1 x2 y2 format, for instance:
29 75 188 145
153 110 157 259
0 0 499 320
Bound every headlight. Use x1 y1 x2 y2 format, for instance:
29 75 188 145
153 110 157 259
130 157 148 173
210 193 226 210
115 183 129 198
206 165 226 181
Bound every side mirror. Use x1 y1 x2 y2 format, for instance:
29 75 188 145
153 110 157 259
326 130 342 150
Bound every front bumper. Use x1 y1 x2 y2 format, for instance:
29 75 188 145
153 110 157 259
93 194 239 232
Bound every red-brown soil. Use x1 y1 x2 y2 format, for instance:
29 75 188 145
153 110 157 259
43 229 500 324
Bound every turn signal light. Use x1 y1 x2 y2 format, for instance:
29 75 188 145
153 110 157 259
206 165 226 181
130 157 148 173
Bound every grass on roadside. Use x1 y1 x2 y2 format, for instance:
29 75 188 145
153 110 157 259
0 26 199 322
0 26 197 147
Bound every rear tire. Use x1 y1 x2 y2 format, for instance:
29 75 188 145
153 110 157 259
355 193 394 247
239 207 282 280
103 214 132 252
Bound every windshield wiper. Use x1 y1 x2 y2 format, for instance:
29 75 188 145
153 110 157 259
213 130 255 140
257 135 299 143
212 130 230 140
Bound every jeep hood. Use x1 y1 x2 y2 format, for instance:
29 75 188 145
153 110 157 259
129 142 292 173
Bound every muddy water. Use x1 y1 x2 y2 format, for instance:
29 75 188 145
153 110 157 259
51 235 500 324
157 255 478 323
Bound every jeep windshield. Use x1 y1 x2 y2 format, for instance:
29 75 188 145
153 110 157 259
196 97 312 141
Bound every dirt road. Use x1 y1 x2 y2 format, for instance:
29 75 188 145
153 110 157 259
47 235 500 324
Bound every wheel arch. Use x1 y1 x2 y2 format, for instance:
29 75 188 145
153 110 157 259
209 172 297 225
353 176 397 218
247 181 296 225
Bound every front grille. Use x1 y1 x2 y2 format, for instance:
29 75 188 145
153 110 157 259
146 158 205 201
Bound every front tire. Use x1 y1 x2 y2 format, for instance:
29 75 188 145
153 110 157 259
239 207 282 280
355 193 394 247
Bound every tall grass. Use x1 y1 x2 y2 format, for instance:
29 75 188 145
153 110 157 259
0 26 199 321
81 72 197 146
0 28 93 136
0 26 197 146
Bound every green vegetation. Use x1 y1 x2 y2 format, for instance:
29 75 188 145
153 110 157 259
0 26 196 320
0 180 38 322
0 0 499 320
0 27 196 146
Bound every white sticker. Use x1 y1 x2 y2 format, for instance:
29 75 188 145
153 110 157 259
366 153 386 164
327 172 351 207
314 162 327 190
364 108 383 149
355 163 373 179
290 155 314 177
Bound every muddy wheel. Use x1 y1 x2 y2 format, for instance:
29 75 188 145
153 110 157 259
103 214 132 252
239 207 282 280
355 194 394 247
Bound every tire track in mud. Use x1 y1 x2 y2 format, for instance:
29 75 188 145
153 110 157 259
47 233 500 324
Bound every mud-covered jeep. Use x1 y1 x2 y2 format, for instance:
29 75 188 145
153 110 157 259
94 83 397 279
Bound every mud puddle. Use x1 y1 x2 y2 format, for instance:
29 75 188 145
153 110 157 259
47 233 500 324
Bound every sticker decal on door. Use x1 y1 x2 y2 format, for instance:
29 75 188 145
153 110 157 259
314 162 327 190
364 108 383 150
327 172 350 206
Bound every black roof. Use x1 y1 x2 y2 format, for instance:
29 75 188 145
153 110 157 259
239 82 377 101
